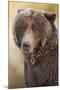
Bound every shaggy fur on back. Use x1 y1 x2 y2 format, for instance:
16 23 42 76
13 8 58 87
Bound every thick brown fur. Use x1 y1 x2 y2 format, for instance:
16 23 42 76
13 8 58 87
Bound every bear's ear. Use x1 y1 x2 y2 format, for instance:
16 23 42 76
43 11 56 22
17 9 24 13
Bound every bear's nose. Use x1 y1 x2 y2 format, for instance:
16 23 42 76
22 42 30 52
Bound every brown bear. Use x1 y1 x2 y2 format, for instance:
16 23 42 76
13 8 58 87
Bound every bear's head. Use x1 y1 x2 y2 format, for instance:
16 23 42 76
13 8 56 63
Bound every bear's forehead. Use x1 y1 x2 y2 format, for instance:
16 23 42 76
15 9 51 36
17 9 50 27
18 9 45 19
17 10 47 26
16 13 49 32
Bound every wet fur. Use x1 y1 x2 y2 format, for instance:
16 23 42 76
13 8 58 87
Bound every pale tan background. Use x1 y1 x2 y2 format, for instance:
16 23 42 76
9 1 58 88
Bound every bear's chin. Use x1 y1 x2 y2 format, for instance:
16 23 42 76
22 46 43 64
23 42 50 64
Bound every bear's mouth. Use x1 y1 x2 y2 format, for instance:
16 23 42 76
22 41 51 65
23 45 44 62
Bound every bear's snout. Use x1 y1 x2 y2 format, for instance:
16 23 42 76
21 30 34 54
21 22 38 54
22 42 31 53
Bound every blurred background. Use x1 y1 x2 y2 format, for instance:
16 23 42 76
9 1 58 88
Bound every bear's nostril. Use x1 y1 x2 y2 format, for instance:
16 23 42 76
22 42 30 52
